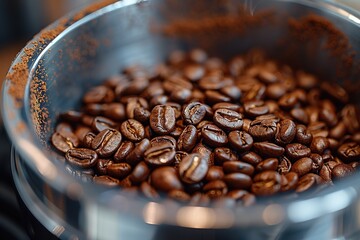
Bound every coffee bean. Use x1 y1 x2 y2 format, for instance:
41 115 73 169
203 180 228 198
192 142 212 163
321 82 349 103
256 158 278 172
205 90 231 104
310 136 329 154
296 173 322 193
60 111 83 123
125 139 150 165
83 86 115 104
151 135 176 148
83 132 96 148
128 161 150 184
242 119 252 132
120 119 144 142
281 172 298 191
201 124 228 147
251 171 281 196
275 119 296 145
179 153 208 184
150 105 176 135
214 147 238 164
244 100 269 118
278 156 292 174
51 131 79 153
228 131 253 152
212 102 241 112
240 151 263 165
205 166 224 182
144 144 176 166
291 157 313 177
174 151 188 168
297 72 317 89
279 93 298 109
242 83 266 102
93 175 120 187
74 125 91 143
332 164 354 180
168 190 191 203
223 161 254 176
285 143 311 160
338 142 360 163
182 102 206 125
221 86 242 101
213 109 243 131
253 142 285 157
223 173 252 190
309 153 323 173
329 121 346 140
114 141 134 162
141 182 160 200
91 129 122 157
266 83 287 99
308 121 328 138
295 125 313 145
92 116 116 132
177 125 198 152
107 163 132 179
249 118 277 141
96 159 113 175
290 108 309 124
151 167 183 192
184 64 205 81
199 75 230 90
342 104 360 134
189 193 210 206
66 148 98 168
133 107 150 123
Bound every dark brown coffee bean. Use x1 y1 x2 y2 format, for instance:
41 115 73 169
244 100 269 118
65 148 98 168
84 103 102 115
275 119 296 145
342 104 360 134
133 107 150 123
220 85 242 101
297 72 317 89
93 175 120 187
74 125 91 143
182 102 206 125
223 161 254 176
199 75 230 90
212 102 241 112
309 153 323 173
92 116 116 133
184 64 205 81
130 161 150 184
256 158 278 172
203 180 227 198
332 164 354 180
240 151 263 166
338 142 360 163
321 82 349 103
291 157 313 177
310 136 329 154
213 109 243 131
224 173 252 190
228 131 253 152
177 125 198 152
201 124 228 147
120 119 144 142
249 118 277 141
296 173 322 193
214 147 238 164
278 156 292 174
205 90 231 104
285 143 311 160
83 86 115 104
125 139 150 165
150 136 176 149
242 83 266 102
253 142 285 157
107 163 132 179
281 172 298 191
329 121 346 140
149 95 168 108
91 129 122 157
151 167 183 192
251 171 281 196
320 108 337 127
114 141 134 162
295 124 313 145
192 142 212 163
95 159 113 175
51 131 79 153
164 75 193 92
150 105 176 135
82 132 96 148
179 153 208 184
307 121 328 138
266 83 287 99
60 111 83 123
290 108 309 124
279 93 298 109
140 182 160 200
205 166 224 182
144 144 176 166
170 88 192 103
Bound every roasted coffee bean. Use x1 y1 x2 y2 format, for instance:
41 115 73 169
150 105 176 135
51 131 79 153
223 161 254 176
177 125 198 152
242 119 252 132
244 100 269 118
338 142 360 163
83 86 115 104
332 164 354 180
96 159 113 175
133 107 150 123
84 103 102 115
329 121 346 140
342 104 360 134
321 82 349 103
205 166 224 182
290 108 309 124
256 158 278 172
212 102 241 112
199 75 231 90
83 132 96 148
179 153 208 184
151 167 183 192
184 64 205 81
213 109 243 131
91 129 122 157
249 118 277 141
279 93 298 109
149 95 168 108
60 111 83 123
201 124 228 147
182 102 206 125
223 173 252 190
221 86 242 101
214 147 238 164
251 171 281 196
125 139 150 165
295 125 313 145
308 121 328 138
144 144 176 166
141 182 160 200
242 83 266 102
107 163 132 179
297 72 317 89
266 83 287 99
114 141 134 162
170 88 192 103
129 161 150 184
93 175 120 187
151 135 177 148
291 157 313 177
310 136 329 154
120 119 144 142
74 125 91 143
275 119 296 145
228 131 253 152
192 142 212 163
168 190 191 203
281 172 298 191
285 143 311 160
310 154 323 173
253 142 285 157
240 151 262 166
296 173 322 193
174 151 188 168
205 90 231 104
203 180 228 198
278 156 292 174
92 116 116 132
66 148 98 168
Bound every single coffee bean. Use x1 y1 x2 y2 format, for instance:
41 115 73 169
321 82 349 103
297 72 318 89
296 173 322 193
149 95 168 108
95 159 113 175
228 131 253 152
133 107 151 123
114 141 134 162
278 156 292 174
74 125 92 143
242 83 266 102
201 124 228 147
205 90 231 104
310 136 329 154
150 135 176 148
214 147 238 164
177 125 198 152
338 142 360 163
144 144 176 166
91 129 122 157
275 119 296 145
285 143 311 160
281 172 298 191
120 119 145 142
102 103 126 121
244 100 269 118
51 131 79 153
192 142 212 163
221 86 242 101
309 153 323 173
184 64 205 81
92 116 116 133
291 157 313 177
332 164 354 180
279 93 298 109
203 180 228 198
85 103 103 115
149 105 176 135
223 161 254 176
107 163 132 179
319 107 338 127
242 119 252 133
93 175 120 187
83 132 96 148
141 182 160 200
60 111 83 122
179 153 208 184
129 161 150 184
125 139 150 165
249 118 277 141
308 121 328 138
213 108 243 131
182 102 206 125
251 171 281 196
290 108 309 124
205 166 224 182
83 86 115 104
212 102 241 112
174 151 188 168
168 190 191 203
170 88 192 103
256 158 278 172
266 83 287 99
240 151 262 165
253 142 285 157
151 167 183 192
65 148 98 168
295 125 313 145
329 121 346 140
223 173 252 190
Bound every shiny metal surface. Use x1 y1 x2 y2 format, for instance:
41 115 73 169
3 0 360 239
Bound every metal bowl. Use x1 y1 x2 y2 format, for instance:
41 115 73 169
3 0 360 239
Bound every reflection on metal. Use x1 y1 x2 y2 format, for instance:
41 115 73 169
143 202 165 225
262 204 285 225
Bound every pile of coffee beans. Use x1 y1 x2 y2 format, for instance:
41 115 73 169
51 49 360 207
